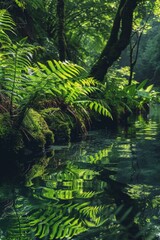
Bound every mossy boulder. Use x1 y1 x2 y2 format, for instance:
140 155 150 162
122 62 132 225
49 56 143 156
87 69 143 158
41 108 72 142
23 108 54 151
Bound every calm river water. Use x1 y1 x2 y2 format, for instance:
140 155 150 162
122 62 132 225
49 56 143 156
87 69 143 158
0 105 160 240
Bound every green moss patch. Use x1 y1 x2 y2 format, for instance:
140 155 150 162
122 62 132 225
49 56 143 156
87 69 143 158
23 108 54 150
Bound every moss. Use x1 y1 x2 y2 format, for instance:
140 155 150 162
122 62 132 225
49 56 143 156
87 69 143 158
0 110 54 153
41 108 72 142
23 108 54 151
0 113 12 139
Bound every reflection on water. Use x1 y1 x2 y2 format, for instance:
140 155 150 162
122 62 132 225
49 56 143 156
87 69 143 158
1 106 160 239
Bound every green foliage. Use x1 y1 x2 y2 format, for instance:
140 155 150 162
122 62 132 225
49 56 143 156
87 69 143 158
124 80 158 110
1 0 118 66
14 0 26 9
0 9 15 32
0 10 37 122
28 59 112 137
4 198 108 239
0 40 36 116
135 21 160 83
13 0 44 11
82 145 113 164
0 10 49 150
103 67 157 118
0 9 113 149
0 8 159 152
65 0 117 66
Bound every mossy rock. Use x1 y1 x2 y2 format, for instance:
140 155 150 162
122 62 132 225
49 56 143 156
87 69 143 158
41 108 72 142
23 108 54 151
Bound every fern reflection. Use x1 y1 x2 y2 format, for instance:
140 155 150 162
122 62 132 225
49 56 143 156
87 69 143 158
1 117 160 239
0 143 119 240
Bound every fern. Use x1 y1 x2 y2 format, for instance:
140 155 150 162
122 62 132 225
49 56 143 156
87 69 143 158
0 11 37 122
3 197 107 239
0 10 15 32
0 144 128 240
27 59 112 136
0 9 112 146
83 145 114 164
89 101 112 118
76 191 102 199
3 197 111 239
14 0 44 10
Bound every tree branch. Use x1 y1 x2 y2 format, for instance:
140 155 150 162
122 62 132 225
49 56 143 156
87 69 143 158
90 0 138 82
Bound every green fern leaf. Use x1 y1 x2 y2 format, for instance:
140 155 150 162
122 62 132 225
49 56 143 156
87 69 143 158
0 10 15 32
49 216 68 239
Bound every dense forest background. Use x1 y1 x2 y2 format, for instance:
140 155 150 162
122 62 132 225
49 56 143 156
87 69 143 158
1 0 160 83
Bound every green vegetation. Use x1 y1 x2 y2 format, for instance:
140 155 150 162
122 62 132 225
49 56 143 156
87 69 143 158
0 10 112 151
1 2 160 240
0 1 160 152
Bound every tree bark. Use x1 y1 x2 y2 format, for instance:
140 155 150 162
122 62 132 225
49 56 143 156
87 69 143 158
57 0 66 61
90 0 139 82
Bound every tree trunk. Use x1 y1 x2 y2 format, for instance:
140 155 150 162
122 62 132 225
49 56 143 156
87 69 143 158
57 0 66 61
90 0 138 82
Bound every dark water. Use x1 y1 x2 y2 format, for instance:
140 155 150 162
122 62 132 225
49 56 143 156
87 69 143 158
0 105 160 240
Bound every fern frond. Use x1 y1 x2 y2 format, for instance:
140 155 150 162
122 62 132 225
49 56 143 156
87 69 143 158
28 0 45 9
0 30 12 46
89 101 112 118
76 191 102 199
54 60 84 76
83 145 113 164
0 9 15 32
79 77 100 87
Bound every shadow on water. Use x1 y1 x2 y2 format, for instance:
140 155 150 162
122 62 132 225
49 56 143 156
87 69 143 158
1 105 160 239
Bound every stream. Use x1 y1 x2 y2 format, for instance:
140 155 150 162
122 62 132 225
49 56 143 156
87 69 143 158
0 105 160 239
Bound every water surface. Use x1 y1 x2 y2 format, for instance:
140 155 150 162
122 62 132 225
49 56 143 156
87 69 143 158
0 106 160 240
